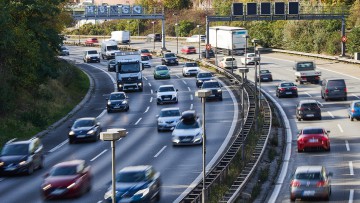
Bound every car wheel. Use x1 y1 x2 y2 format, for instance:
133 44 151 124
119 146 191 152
155 190 161 201
321 93 324 99
290 197 296 202
126 106 129 111
39 157 44 169
27 164 34 175
297 117 301 121
219 97 223 101
107 109 111 113
325 97 329 101
344 96 347 101
318 116 322 120
69 138 75 144
350 116 354 121
297 148 302 153
294 94 298 98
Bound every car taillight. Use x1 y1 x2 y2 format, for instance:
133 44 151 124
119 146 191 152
291 87 297 90
344 87 347 92
291 180 301 187
316 180 326 187
279 88 285 91
351 109 355 113
298 108 304 111
325 89 329 94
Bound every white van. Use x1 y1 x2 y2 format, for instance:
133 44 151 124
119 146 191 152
101 40 119 60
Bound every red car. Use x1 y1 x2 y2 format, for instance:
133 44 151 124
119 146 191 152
181 46 197 54
41 160 92 199
140 49 152 59
84 38 98 46
297 127 330 152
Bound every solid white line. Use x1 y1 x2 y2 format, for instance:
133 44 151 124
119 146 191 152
349 161 354 175
190 104 193 110
143 76 148 81
190 95 193 100
188 87 191 91
150 97 153 102
182 80 187 85
151 89 154 94
349 189 354 203
148 83 152 87
305 92 312 97
345 140 350 151
338 124 344 133
154 146 167 158
135 118 142 125
144 106 150 113
327 111 334 118
49 140 68 153
90 149 108 162
352 94 360 99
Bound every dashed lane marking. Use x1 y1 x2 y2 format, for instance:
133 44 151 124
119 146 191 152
150 97 153 102
135 118 142 125
49 140 68 153
338 124 344 133
190 104 193 110
144 106 150 113
349 161 354 175
345 140 350 152
327 111 334 118
90 149 108 162
154 146 167 158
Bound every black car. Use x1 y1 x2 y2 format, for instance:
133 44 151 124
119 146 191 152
161 53 178 66
276 82 298 98
196 72 214 88
68 117 102 144
296 100 322 121
106 92 129 113
201 49 215 58
201 80 223 101
258 69 273 82
0 137 44 175
107 59 116 72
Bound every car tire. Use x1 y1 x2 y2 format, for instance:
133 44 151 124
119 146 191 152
107 109 111 113
155 190 161 201
294 94 298 98
27 164 34 175
126 106 129 111
318 116 322 120
39 157 44 169
350 116 354 121
297 148 302 153
69 138 75 144
290 197 296 202
219 97 223 101
297 117 301 121
325 97 329 101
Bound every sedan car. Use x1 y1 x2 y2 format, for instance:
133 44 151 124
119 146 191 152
196 72 214 88
106 92 129 113
182 62 200 77
296 100 322 121
84 37 98 46
258 69 273 82
154 65 170 80
172 110 203 145
348 100 360 121
240 53 258 65
41 160 92 200
157 107 181 132
218 57 237 69
276 82 298 98
107 59 116 72
161 52 178 66
103 165 161 203
68 117 102 144
290 166 332 201
201 80 223 101
156 85 178 105
140 49 152 59
297 127 331 152
181 46 196 54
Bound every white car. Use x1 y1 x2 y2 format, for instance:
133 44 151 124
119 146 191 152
141 55 152 68
172 110 203 145
156 85 178 105
157 108 181 132
240 53 259 65
218 57 237 69
186 35 206 43
182 62 200 77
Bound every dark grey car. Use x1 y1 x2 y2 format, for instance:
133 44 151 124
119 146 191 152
296 100 322 121
321 78 347 101
201 80 223 101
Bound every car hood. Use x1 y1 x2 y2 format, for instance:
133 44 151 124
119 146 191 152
43 175 78 187
172 128 201 137
71 126 94 133
155 70 169 75
107 182 148 199
164 57 177 60
157 91 176 96
184 67 199 71
158 116 181 123
197 77 212 81
109 99 125 105
0 155 27 164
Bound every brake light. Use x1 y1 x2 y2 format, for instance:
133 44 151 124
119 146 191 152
291 180 301 187
291 87 297 90
298 108 304 111
325 89 329 94
351 109 355 113
316 180 326 187
344 88 347 92
279 88 285 91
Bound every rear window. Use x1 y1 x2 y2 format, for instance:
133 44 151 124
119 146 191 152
295 172 322 180
225 58 235 61
87 50 97 54
355 102 360 107
327 80 345 87
202 82 220 88
301 103 319 108
281 83 295 87
188 46 195 49
303 128 324 134
198 73 213 78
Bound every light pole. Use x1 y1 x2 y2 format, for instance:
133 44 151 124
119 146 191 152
127 21 131 47
173 13 179 54
195 89 211 203
215 28 219 66
252 38 260 132
100 128 127 203
238 68 249 161
151 21 155 51
258 50 262 109
244 35 249 81
137 20 140 36
197 24 201 59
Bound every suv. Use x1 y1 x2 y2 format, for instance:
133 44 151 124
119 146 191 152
296 100 322 121
161 52 178 66
201 80 223 101
321 78 347 101
196 72 214 88
83 50 100 63
156 85 178 105
0 138 44 175
182 62 200 77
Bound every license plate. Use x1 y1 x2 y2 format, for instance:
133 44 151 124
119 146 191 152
306 114 314 117
77 135 86 138
263 78 268 80
286 92 292 94
164 98 170 100
303 190 315 196
182 138 191 142
51 189 66 195
114 106 120 109
309 138 318 143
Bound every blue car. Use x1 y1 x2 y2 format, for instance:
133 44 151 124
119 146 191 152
348 100 360 121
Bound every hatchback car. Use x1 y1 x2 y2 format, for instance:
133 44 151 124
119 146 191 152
196 72 214 88
348 100 360 121
84 37 98 46
290 166 332 201
157 107 181 131
181 46 197 54
276 82 298 98
68 117 102 144
240 53 258 65
140 49 152 59
172 110 203 145
141 55 152 68
106 92 129 113
107 59 116 72
218 57 237 69
297 127 331 152
0 137 44 175
156 85 178 105
201 49 215 58
296 100 322 121
41 160 92 199
258 69 273 82
103 165 161 203
201 80 223 101
321 78 347 101
154 65 170 80
182 62 200 77
161 52 178 66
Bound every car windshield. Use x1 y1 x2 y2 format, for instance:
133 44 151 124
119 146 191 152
160 110 180 117
141 56 149 61
88 50 97 54
156 66 168 71
1 144 28 156
260 70 270 74
158 86 175 92
202 82 220 88
61 47 68 51
281 83 295 87
176 120 200 129
198 73 213 78
295 172 322 180
107 45 118 51
73 119 94 128
303 128 324 134
110 93 125 100
226 58 235 61
302 103 319 108
141 49 150 53
247 53 255 57
50 166 77 176
165 53 175 58
119 63 141 73
116 171 146 183
185 63 197 67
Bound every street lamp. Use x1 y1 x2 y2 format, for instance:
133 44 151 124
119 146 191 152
100 128 127 203
195 89 211 203
215 28 219 66
151 21 155 51
238 68 249 161
197 24 201 59
173 13 179 54
252 38 260 132
127 21 131 46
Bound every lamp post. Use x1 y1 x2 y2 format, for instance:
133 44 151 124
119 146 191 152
195 89 211 203
252 38 260 132
100 128 127 203
215 28 219 66
173 13 179 54
244 35 249 81
127 21 131 46
238 68 249 161
151 21 155 51
197 24 201 59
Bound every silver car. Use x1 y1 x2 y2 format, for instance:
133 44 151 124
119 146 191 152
290 165 332 201
157 108 181 132
172 110 203 145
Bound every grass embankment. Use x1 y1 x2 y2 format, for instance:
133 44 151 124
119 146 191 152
0 59 89 147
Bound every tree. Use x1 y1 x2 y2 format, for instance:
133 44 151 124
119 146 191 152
162 0 192 10
348 0 360 27
347 26 360 55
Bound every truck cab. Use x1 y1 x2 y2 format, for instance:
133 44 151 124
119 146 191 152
101 40 119 60
115 52 144 92
293 61 321 84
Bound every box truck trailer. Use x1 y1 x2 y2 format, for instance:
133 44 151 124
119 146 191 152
209 26 248 55
111 31 130 44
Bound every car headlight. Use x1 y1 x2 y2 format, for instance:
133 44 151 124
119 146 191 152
42 184 52 191
118 84 123 87
69 131 75 136
122 100 127 104
197 80 203 83
104 190 118 200
172 94 177 98
107 101 111 105
134 188 150 198
138 83 142 86
217 89 222 92
158 119 164 124
87 130 95 135
67 178 82 189
19 156 32 165
0 162 4 167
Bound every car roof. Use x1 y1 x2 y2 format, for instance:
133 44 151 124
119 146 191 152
161 107 180 111
295 166 323 174
119 165 151 173
159 85 174 88
76 117 96 121
54 159 85 167
110 92 125 95
299 99 318 104
302 126 324 131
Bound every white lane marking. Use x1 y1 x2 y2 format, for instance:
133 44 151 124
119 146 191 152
135 118 142 125
143 76 148 81
349 161 354 175
305 92 312 97
190 95 193 100
144 106 150 113
154 146 167 158
151 89 154 94
345 140 350 151
90 149 108 162
318 102 323 107
97 110 107 119
190 104 193 110
338 124 344 133
349 189 354 203
49 140 68 153
182 80 187 85
188 87 191 91
352 94 360 99
150 97 153 102
327 111 334 118
148 83 152 87
176 75 181 79
269 90 275 93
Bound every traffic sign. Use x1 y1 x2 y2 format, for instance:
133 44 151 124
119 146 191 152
206 44 211 50
341 35 347 43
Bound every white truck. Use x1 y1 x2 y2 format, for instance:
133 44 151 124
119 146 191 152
100 40 119 60
115 52 144 92
111 31 130 44
293 61 321 84
209 26 248 55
